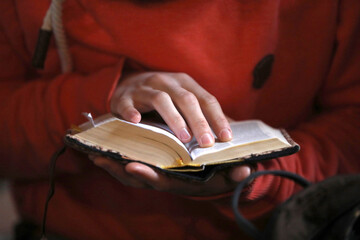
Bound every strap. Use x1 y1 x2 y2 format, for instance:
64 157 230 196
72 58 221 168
232 170 311 240
40 145 67 240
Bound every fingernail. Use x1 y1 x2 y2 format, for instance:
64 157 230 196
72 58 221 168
129 112 141 123
219 128 232 141
179 128 191 142
200 133 214 147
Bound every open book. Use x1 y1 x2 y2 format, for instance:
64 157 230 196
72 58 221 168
65 113 299 174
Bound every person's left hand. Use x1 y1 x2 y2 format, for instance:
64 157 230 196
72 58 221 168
89 156 252 197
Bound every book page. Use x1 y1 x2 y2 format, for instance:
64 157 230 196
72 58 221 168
188 120 290 160
122 119 190 156
73 127 182 168
83 114 190 155
79 114 192 163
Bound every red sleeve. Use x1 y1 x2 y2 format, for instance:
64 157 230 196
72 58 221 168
0 26 124 179
210 0 360 220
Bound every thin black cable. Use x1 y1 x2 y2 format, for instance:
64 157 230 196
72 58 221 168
232 170 311 240
40 145 67 240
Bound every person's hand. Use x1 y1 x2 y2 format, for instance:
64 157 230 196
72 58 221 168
105 72 250 196
110 72 233 147
90 156 252 197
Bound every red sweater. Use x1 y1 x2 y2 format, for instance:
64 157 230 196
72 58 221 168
0 0 359 239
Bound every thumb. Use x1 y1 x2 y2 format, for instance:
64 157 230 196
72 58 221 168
229 165 252 183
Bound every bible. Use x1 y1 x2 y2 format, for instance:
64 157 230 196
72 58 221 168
65 113 299 179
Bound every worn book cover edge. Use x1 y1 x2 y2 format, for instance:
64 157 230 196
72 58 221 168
64 129 299 182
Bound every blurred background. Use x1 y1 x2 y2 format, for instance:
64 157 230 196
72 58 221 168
0 181 18 240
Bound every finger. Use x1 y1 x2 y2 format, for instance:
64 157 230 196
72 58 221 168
125 162 172 191
126 162 218 195
176 74 232 142
92 157 148 188
141 73 214 146
126 162 248 196
111 96 141 123
228 165 252 182
166 87 215 147
137 73 215 146
132 87 193 143
198 93 232 142
147 74 215 147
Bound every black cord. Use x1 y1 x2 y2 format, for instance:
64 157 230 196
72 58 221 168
232 170 311 240
40 145 67 240
32 29 52 69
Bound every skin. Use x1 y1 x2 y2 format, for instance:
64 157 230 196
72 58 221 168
91 72 252 196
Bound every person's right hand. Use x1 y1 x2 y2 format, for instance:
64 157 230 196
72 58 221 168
110 72 233 147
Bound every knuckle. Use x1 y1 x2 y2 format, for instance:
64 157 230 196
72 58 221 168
168 114 184 127
200 93 219 107
116 96 128 105
177 91 198 105
215 116 229 126
116 98 131 112
133 81 144 89
151 91 170 105
194 118 210 130
175 72 191 82
145 73 166 86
